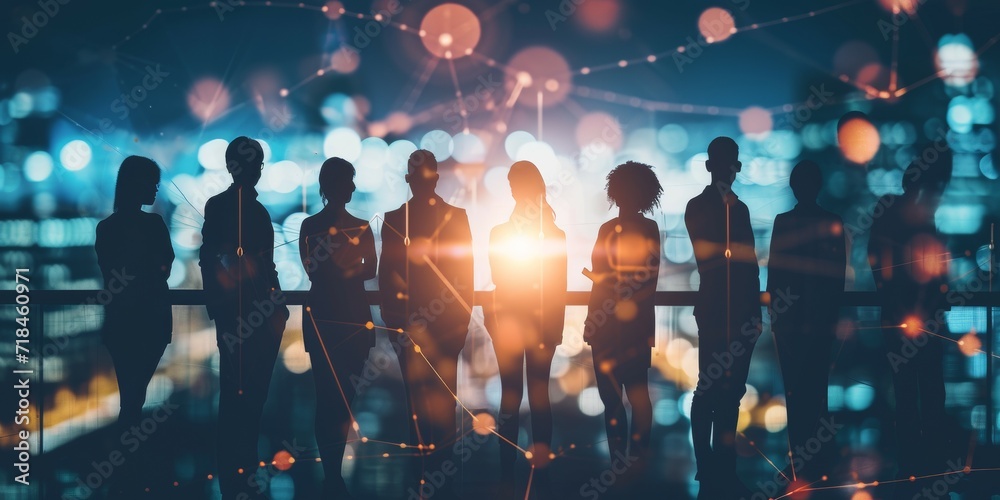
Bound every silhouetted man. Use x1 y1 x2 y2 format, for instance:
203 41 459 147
200 136 288 499
869 155 952 481
768 160 846 482
378 149 473 499
685 137 760 498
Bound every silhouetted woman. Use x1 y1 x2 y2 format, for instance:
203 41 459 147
95 155 173 497
299 157 376 498
95 155 173 427
486 161 567 494
584 161 661 478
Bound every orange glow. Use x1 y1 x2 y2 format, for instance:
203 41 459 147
187 78 231 123
698 8 736 43
420 3 481 59
472 412 496 435
908 234 948 283
901 316 922 337
837 116 880 164
851 492 873 500
958 330 982 356
272 450 294 471
505 47 572 108
576 0 621 33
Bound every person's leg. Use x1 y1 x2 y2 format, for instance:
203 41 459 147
495 343 524 485
776 327 809 477
592 346 627 461
917 335 947 473
215 318 243 498
310 336 364 498
715 329 753 490
884 329 922 477
692 326 724 484
623 373 652 462
525 345 555 458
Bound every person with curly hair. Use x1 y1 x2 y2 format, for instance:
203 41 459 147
685 136 760 498
583 161 662 486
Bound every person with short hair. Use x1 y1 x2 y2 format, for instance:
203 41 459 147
200 136 289 499
685 137 760 498
378 149 473 498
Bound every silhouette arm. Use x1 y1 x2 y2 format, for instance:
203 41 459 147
377 213 405 329
360 222 377 281
199 199 222 319
153 215 174 280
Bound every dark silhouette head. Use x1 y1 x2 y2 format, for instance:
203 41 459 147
789 160 822 203
706 136 742 187
508 160 554 221
225 136 264 187
114 155 161 212
319 157 356 206
606 161 663 215
406 149 439 199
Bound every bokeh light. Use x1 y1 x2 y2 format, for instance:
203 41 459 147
739 106 773 137
505 47 572 108
186 78 231 122
698 8 736 44
198 139 230 170
24 151 54 182
936 34 978 87
419 3 481 59
59 140 92 171
837 112 880 164
323 127 363 162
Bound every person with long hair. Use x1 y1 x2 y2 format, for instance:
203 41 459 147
584 161 661 490
95 155 173 496
298 157 376 498
486 161 567 495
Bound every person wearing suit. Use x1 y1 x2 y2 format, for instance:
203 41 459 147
378 149 474 498
767 160 846 483
299 157 376 499
199 136 289 499
486 161 567 495
686 137 760 498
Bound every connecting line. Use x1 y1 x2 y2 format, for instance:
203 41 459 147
772 477 827 499
446 58 470 134
305 306 364 438
738 432 791 483
914 326 1000 360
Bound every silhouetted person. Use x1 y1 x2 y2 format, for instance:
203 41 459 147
767 160 846 483
485 161 567 495
200 136 289 499
299 157 376 499
868 155 952 481
686 137 760 498
378 149 473 498
95 155 173 498
583 161 660 486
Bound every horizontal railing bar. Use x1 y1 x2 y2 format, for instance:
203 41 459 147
2 290 999 307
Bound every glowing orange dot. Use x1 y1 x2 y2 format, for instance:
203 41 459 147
837 113 880 164
272 450 294 471
739 106 773 136
237 468 244 474
698 8 736 43
959 331 983 356
365 321 375 330
472 412 496 436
